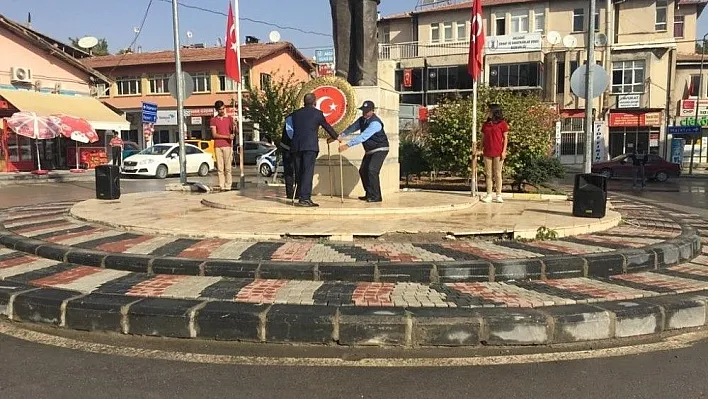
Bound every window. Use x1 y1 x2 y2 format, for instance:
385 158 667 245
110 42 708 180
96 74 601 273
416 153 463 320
218 74 237 92
186 146 201 155
148 74 169 94
95 83 109 98
557 61 580 94
510 10 529 33
260 73 272 88
380 25 391 44
655 0 667 31
192 72 210 93
612 60 646 94
442 22 453 41
594 11 600 32
573 9 584 32
674 15 685 38
116 76 141 96
489 62 541 88
431 23 440 43
688 75 701 97
456 21 467 41
533 8 545 33
495 15 506 36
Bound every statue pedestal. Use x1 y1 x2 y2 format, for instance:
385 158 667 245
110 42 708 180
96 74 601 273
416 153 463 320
312 86 400 198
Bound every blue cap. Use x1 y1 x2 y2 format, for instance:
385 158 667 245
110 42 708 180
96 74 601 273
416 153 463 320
358 100 375 111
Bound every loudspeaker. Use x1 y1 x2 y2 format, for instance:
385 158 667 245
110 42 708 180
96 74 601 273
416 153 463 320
95 165 121 200
572 173 607 218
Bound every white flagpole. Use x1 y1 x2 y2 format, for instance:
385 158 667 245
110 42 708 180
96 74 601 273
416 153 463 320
472 80 478 197
234 0 245 190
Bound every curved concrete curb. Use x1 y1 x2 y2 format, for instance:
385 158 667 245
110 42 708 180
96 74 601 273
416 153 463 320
1 281 707 347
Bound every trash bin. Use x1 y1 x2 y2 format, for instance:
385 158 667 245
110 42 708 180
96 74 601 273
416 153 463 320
572 173 607 218
95 165 121 200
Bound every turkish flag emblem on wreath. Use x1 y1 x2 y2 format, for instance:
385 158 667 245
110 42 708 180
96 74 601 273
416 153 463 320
313 86 347 126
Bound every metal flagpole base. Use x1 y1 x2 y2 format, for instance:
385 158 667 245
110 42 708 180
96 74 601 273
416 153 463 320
239 175 246 190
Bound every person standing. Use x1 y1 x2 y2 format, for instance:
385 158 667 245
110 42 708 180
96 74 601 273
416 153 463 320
628 143 648 190
290 93 339 207
338 100 389 203
281 112 297 199
209 100 236 191
480 104 509 203
109 131 123 167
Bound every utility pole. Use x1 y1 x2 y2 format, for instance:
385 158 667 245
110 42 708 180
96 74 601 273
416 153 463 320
170 0 187 185
583 0 597 174
690 33 708 176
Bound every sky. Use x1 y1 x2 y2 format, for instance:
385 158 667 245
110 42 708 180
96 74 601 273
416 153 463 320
4 0 708 57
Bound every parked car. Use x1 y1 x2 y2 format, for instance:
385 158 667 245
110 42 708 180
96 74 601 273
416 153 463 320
257 148 285 177
234 141 275 165
121 141 140 160
591 154 681 182
122 143 215 179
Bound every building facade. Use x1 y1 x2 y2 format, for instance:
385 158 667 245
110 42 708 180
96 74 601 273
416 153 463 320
81 42 315 148
378 0 707 165
0 14 128 172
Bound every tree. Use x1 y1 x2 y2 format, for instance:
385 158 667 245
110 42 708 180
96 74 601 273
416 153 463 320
69 37 109 56
427 86 561 191
242 72 302 181
698 41 706 54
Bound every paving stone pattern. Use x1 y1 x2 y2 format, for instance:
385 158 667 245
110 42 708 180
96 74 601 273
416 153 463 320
0 199 685 264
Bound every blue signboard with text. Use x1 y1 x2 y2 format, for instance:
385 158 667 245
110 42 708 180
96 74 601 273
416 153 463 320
667 126 701 135
141 102 158 124
315 48 335 64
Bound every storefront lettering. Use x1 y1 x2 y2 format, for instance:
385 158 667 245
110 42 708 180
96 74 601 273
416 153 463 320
679 117 708 127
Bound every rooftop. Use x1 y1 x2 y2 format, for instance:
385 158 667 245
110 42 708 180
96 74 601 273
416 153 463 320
381 0 537 20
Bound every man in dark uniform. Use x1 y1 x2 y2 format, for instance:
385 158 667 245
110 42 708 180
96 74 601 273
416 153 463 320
290 93 339 207
280 112 297 199
329 0 380 86
338 100 389 202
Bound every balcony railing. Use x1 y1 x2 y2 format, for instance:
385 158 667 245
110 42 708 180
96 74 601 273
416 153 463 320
378 40 471 61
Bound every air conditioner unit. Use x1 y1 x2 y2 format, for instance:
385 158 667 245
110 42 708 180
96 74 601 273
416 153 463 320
53 83 62 93
10 67 32 83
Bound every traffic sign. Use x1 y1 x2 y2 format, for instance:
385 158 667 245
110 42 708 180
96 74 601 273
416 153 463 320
570 64 609 99
141 102 158 124
168 72 194 100
668 125 702 135
315 48 335 64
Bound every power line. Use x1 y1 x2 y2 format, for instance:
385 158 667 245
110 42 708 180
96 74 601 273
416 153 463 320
155 0 332 37
105 0 154 78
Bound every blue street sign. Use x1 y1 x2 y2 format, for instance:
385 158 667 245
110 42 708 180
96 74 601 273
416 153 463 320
141 102 158 124
667 125 702 135
315 48 335 64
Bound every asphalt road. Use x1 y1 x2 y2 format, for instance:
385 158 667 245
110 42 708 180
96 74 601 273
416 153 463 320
0 177 707 399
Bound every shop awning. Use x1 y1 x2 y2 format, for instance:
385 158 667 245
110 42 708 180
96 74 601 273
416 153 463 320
0 89 129 131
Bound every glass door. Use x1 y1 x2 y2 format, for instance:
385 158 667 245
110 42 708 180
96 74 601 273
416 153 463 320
6 132 34 172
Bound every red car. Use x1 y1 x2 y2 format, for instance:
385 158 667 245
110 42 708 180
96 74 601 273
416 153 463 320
591 154 681 182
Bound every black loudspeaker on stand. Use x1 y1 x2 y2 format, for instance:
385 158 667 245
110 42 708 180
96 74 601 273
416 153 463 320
95 165 121 200
572 173 607 218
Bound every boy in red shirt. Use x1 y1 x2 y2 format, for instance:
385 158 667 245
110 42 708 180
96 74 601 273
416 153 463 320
209 100 236 190
481 104 508 203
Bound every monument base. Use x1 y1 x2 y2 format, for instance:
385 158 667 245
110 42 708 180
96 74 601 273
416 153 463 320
313 85 400 198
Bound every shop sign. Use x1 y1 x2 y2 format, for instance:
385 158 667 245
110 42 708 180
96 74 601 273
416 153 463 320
617 94 640 109
156 110 178 126
593 121 605 162
189 108 216 117
678 116 708 127
190 117 203 125
668 125 702 135
314 48 335 64
485 33 542 54
554 121 561 158
679 99 708 117
608 112 662 127
317 64 335 77
671 138 685 164
650 133 659 147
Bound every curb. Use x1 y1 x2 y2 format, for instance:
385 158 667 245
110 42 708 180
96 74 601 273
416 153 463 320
2 281 707 347
0 224 700 283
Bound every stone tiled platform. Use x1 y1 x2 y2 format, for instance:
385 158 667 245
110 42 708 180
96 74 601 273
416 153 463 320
70 190 621 240
0 197 706 347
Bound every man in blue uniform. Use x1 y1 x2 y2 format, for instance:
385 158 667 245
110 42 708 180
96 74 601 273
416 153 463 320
338 100 389 203
289 93 339 207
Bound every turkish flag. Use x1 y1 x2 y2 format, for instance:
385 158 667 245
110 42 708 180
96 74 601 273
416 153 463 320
468 0 485 80
225 2 241 83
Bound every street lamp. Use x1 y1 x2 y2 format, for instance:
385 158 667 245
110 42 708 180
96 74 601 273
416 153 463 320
690 33 708 175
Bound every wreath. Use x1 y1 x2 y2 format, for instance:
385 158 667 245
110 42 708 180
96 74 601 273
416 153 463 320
298 76 358 138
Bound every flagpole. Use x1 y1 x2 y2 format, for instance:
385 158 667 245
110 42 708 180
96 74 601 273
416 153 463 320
234 0 245 190
171 0 187 185
471 80 478 197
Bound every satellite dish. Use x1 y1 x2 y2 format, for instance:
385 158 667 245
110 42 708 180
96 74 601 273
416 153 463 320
268 30 281 43
562 35 578 50
546 31 561 45
77 36 99 49
186 31 193 38
595 33 608 47
133 27 140 34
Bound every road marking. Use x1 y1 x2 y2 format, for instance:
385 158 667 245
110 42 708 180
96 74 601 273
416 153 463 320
1 321 707 368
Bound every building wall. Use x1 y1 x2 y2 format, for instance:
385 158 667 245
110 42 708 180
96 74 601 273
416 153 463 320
0 28 92 95
249 51 311 89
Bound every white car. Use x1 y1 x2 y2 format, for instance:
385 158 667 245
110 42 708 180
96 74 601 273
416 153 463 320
121 143 214 179
257 148 285 177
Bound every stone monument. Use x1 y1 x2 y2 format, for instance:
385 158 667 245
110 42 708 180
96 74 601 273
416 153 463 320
329 0 380 87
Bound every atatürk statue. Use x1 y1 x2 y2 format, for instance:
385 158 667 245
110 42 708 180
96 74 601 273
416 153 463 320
329 0 380 86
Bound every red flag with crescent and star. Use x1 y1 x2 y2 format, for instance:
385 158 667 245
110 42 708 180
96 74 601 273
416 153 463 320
468 0 485 80
225 2 241 83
